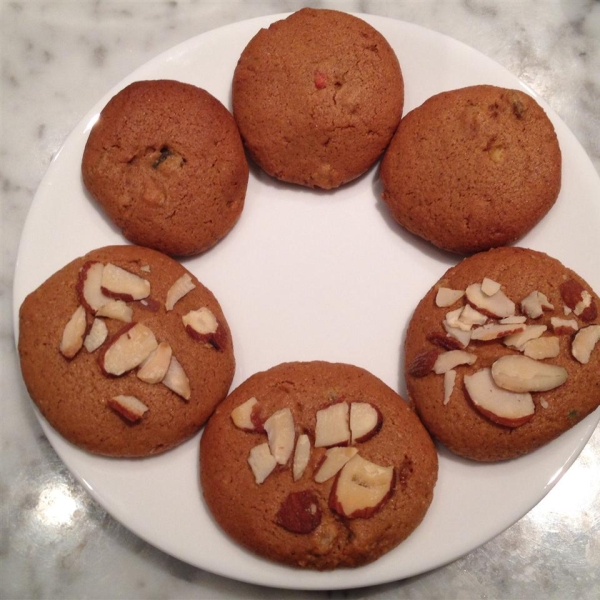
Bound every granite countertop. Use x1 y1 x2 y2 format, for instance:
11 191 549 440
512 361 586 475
2 1 599 598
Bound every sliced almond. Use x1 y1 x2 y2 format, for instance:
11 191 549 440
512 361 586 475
182 307 217 334
264 408 295 465
329 454 394 519
560 279 597 321
458 304 488 328
435 287 465 307
165 273 196 311
349 402 382 443
470 322 526 341
314 446 358 483
248 443 277 484
426 331 465 350
231 397 260 431
443 369 457 405
571 325 600 364
137 342 172 384
60 305 87 359
550 317 579 335
442 321 472 348
83 318 108 353
101 263 150 301
491 355 568 393
314 402 350 448
481 277 501 296
464 368 535 428
465 283 515 318
574 290 593 317
77 261 111 313
521 290 554 319
503 325 547 350
95 300 133 323
522 336 560 360
445 307 470 332
100 323 158 376
433 349 477 374
500 315 527 324
162 355 191 400
107 394 149 422
292 434 311 481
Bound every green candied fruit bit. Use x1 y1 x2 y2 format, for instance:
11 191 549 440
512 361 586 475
568 410 579 420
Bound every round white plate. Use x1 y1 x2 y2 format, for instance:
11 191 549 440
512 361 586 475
13 13 600 590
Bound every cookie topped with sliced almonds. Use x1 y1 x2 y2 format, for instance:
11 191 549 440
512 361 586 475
200 361 438 570
404 246 600 462
18 245 235 457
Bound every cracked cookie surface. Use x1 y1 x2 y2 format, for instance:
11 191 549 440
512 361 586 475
82 80 248 256
232 8 404 189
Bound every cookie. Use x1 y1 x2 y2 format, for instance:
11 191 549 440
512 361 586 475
232 8 404 189
82 80 248 256
404 247 600 462
380 85 561 254
18 245 235 457
200 361 438 570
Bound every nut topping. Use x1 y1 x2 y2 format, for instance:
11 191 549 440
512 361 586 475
314 402 350 447
264 408 295 465
162 355 191 400
100 323 158 376
137 342 172 384
465 282 515 318
107 394 149 422
491 355 567 393
165 273 196 311
248 443 277 484
60 305 87 359
329 454 395 519
101 263 151 301
572 325 600 364
83 318 108 353
276 491 322 534
464 368 535 427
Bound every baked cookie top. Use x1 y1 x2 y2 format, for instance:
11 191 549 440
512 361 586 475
380 85 561 254
232 8 404 189
18 245 235 457
404 247 600 462
200 361 438 570
82 80 248 256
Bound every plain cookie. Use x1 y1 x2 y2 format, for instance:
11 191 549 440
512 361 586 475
381 86 561 254
82 80 248 256
232 8 404 189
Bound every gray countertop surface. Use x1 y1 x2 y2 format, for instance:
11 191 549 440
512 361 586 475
2 1 599 598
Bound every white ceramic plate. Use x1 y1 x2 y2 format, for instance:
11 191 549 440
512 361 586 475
13 13 600 590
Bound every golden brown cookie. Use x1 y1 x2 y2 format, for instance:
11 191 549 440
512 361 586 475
380 85 561 254
232 8 404 189
18 245 235 457
82 80 248 256
404 247 600 462
200 361 438 570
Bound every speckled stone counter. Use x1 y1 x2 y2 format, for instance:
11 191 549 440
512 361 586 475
2 1 599 598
